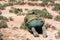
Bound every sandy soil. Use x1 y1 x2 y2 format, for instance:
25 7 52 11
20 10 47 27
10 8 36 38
0 0 60 40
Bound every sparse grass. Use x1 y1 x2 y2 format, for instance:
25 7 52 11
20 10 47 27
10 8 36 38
0 21 8 28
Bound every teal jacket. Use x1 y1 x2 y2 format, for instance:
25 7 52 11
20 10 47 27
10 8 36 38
28 19 44 28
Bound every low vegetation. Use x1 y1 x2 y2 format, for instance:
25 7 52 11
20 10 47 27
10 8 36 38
0 3 13 10
0 4 5 10
42 9 53 19
0 21 8 28
28 9 53 19
9 8 23 15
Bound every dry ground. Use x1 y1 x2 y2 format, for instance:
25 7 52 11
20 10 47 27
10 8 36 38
0 0 60 40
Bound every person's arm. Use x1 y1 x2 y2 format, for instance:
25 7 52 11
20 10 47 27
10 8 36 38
31 27 39 37
42 25 48 37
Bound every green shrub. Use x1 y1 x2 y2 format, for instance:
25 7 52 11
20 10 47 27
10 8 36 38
16 8 22 12
29 9 53 19
46 13 53 19
0 16 8 21
41 9 53 19
0 21 8 28
53 4 60 11
14 8 22 14
0 4 5 10
14 10 19 13
41 1 48 6
1 3 15 7
54 15 60 21
9 8 23 14
3 3 9 7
